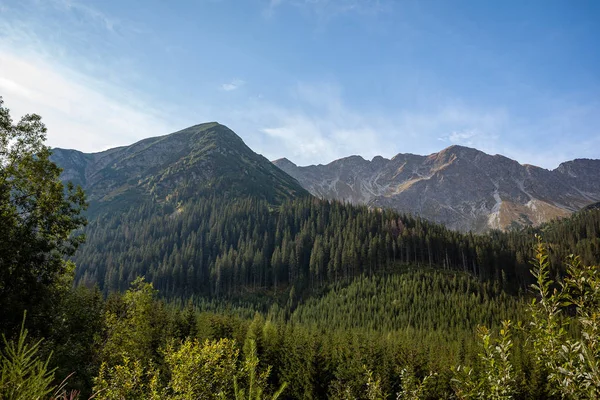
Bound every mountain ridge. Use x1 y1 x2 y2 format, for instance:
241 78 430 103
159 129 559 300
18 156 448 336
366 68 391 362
273 145 600 232
51 122 309 214
51 122 600 232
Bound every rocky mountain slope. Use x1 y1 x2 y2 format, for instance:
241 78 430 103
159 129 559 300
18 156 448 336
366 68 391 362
51 123 308 214
274 146 600 231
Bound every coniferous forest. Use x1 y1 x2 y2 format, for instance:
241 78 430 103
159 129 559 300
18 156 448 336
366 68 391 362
1 98 600 399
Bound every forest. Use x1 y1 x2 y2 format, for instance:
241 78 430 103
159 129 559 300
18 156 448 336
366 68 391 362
73 193 600 300
1 97 600 399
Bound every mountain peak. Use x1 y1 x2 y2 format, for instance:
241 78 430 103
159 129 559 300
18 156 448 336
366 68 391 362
438 144 483 157
52 123 308 213
272 157 297 168
171 122 242 144
165 121 221 136
184 121 221 129
371 155 389 163
328 155 366 167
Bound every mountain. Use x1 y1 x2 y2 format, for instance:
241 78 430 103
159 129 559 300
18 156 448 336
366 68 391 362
51 122 308 213
273 145 600 232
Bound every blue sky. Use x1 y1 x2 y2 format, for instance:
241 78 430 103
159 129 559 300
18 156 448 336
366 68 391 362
1 0 599 168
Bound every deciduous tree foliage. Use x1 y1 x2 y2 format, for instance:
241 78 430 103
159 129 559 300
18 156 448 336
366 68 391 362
0 97 86 336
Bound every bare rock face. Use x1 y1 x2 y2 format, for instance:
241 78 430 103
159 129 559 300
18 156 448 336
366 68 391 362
273 146 600 232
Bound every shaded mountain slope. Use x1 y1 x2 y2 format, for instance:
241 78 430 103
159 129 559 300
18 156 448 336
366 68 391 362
52 122 308 214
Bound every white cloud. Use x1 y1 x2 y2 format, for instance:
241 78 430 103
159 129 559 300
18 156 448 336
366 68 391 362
0 49 175 152
221 79 245 91
437 129 498 150
227 83 391 165
0 0 183 152
263 118 335 161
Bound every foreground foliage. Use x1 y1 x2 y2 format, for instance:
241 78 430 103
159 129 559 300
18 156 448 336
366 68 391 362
528 239 600 398
0 317 56 400
451 238 600 399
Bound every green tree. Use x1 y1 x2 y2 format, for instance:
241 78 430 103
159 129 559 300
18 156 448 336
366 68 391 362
0 97 86 335
0 315 57 400
452 238 600 399
396 368 437 400
100 277 166 367
164 337 239 399
49 286 105 395
233 339 287 400
452 321 516 399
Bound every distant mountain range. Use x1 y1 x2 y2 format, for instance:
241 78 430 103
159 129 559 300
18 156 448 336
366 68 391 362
51 123 307 214
51 123 600 232
273 146 600 231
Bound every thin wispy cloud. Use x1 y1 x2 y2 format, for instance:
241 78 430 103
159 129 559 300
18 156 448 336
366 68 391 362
0 1 142 83
47 0 120 32
221 79 245 91
448 131 478 143
226 82 390 164
0 0 180 152
265 0 390 19
0 47 174 152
